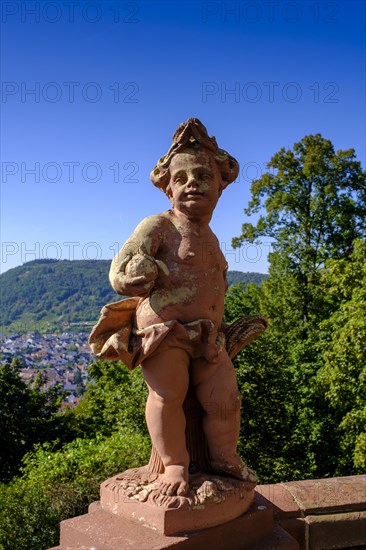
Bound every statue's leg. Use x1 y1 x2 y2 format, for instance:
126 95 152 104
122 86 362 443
141 346 190 496
191 351 256 483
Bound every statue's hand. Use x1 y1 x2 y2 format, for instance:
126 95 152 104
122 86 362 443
122 253 159 296
125 253 158 280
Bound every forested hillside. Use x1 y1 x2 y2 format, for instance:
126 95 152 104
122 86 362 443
0 260 266 330
1 260 116 329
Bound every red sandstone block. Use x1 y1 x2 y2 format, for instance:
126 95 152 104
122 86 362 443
100 474 255 536
256 485 301 519
88 500 100 513
256 477 366 550
307 510 366 549
58 499 273 550
283 475 366 515
251 524 300 550
278 518 306 550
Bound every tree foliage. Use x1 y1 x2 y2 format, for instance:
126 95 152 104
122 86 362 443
0 359 151 549
71 360 148 438
233 134 366 326
317 239 366 474
234 134 365 263
0 359 69 482
0 432 150 550
0 259 116 330
231 135 366 481
224 284 298 482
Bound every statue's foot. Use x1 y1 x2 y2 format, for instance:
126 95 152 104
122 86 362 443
158 465 189 496
211 456 257 484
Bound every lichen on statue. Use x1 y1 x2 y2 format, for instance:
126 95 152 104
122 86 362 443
89 118 266 500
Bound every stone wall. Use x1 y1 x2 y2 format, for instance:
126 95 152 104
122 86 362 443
257 475 366 550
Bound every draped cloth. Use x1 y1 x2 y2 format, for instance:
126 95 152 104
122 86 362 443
88 298 225 370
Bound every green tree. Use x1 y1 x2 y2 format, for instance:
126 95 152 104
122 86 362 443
70 359 148 438
0 358 151 549
0 431 150 550
232 135 366 480
224 280 333 482
224 284 300 482
0 359 68 481
317 239 366 474
233 134 366 328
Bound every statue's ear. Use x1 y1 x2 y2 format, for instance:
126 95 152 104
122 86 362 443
219 152 239 190
166 183 173 200
227 155 240 183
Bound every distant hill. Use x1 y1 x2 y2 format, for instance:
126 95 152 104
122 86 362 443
0 260 267 331
226 270 266 286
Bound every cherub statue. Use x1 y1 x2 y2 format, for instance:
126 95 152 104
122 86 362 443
89 119 266 499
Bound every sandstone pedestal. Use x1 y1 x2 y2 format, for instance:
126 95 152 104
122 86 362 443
51 468 302 550
53 494 298 550
100 468 255 535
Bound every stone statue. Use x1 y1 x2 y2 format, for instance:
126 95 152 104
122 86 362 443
89 119 266 527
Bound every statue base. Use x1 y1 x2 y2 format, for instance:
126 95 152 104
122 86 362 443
50 470 301 549
100 468 256 535
54 495 296 550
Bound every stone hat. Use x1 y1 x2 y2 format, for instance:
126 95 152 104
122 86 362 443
150 118 239 194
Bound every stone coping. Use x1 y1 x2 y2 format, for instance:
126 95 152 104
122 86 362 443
256 475 366 518
256 476 366 550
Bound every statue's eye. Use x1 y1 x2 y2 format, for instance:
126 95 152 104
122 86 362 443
174 173 188 186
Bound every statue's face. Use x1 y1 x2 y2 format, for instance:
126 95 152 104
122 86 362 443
167 151 222 218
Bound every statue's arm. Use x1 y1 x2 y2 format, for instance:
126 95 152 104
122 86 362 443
109 216 165 297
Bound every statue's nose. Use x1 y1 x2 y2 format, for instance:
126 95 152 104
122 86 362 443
186 176 198 189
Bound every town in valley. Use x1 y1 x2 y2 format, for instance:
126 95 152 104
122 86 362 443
0 329 95 407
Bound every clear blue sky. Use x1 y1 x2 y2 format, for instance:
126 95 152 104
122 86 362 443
1 0 365 274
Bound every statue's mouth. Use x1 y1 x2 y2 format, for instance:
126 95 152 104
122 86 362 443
186 192 204 198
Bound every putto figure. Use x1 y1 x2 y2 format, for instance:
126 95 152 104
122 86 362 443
90 119 266 500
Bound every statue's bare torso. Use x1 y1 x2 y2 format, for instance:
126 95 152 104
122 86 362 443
123 211 228 329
